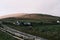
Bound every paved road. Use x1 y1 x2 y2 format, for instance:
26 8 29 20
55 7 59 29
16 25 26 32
0 24 48 40
0 27 24 40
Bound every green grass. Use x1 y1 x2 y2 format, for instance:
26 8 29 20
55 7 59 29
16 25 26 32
1 19 60 40
0 31 18 40
5 23 60 40
1 14 60 40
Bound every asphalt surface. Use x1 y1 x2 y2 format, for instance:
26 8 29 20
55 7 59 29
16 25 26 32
0 24 48 40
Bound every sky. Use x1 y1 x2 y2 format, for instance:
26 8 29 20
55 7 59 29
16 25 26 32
0 0 60 16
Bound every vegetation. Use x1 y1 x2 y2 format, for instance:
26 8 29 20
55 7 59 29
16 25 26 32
0 14 60 40
0 31 17 40
1 20 60 40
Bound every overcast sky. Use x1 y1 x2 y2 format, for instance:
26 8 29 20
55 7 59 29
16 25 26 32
0 0 60 16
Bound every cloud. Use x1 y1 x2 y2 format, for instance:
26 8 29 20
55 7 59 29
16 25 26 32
0 0 60 16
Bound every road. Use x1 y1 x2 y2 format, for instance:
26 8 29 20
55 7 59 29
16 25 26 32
0 24 48 40
0 27 24 40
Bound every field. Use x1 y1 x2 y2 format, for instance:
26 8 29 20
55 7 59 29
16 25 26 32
0 31 17 40
1 14 60 40
1 19 60 40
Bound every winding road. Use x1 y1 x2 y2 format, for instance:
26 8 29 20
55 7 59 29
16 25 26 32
0 24 48 40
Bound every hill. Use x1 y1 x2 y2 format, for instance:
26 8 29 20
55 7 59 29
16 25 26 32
0 13 26 19
1 13 60 40
0 13 60 22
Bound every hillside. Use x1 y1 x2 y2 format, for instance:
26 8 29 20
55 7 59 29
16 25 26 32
1 13 60 40
0 13 26 19
22 14 59 20
1 13 60 22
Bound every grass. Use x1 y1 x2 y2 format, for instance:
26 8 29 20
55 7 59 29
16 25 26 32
1 14 60 40
4 22 60 40
1 18 60 40
0 31 18 40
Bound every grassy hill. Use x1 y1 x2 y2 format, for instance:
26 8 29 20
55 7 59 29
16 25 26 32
0 14 60 40
1 14 60 22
